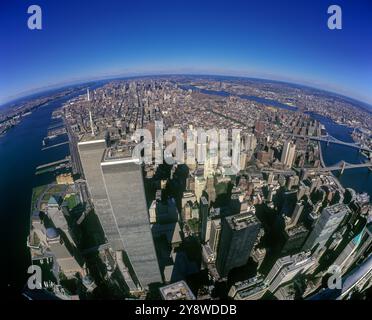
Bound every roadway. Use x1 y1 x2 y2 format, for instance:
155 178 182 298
63 116 84 176
275 132 372 153
305 161 372 173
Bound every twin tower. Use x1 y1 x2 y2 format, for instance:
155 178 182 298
78 137 162 291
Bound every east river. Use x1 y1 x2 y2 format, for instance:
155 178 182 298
1 83 370 294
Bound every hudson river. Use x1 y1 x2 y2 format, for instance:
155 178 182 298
1 87 88 293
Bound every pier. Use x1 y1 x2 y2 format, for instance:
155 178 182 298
35 156 71 171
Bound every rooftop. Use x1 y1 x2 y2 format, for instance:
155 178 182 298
324 203 351 216
159 281 196 300
79 131 107 143
227 211 259 231
285 224 308 237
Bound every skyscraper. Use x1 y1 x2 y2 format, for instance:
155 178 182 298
78 138 161 290
244 133 257 152
228 275 267 300
200 196 209 243
302 203 350 252
216 211 261 278
209 218 221 255
281 140 296 167
333 223 372 274
281 224 309 255
78 137 123 250
100 146 162 289
264 252 315 293
194 176 206 202
285 201 304 230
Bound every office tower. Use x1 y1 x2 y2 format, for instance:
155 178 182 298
194 176 206 202
200 196 209 243
333 223 372 274
281 141 296 167
333 232 363 273
191 202 200 219
228 275 268 300
239 151 247 170
267 172 275 185
251 247 267 270
78 138 161 289
250 228 266 269
281 224 309 255
182 201 192 221
181 191 196 221
264 252 315 293
149 200 157 224
78 138 123 250
204 148 218 179
287 175 299 190
297 183 310 201
216 211 261 278
206 176 216 204
307 254 372 300
281 190 298 217
196 141 207 164
285 201 304 230
302 203 350 252
101 146 162 289
209 218 221 255
181 191 196 209
244 133 257 152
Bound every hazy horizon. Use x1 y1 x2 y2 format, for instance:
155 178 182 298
1 72 372 113
1 0 371 106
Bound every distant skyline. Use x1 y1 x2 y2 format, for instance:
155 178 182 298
1 0 372 105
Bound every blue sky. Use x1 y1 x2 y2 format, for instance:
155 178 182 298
1 0 371 105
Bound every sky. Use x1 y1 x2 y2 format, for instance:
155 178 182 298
0 0 372 105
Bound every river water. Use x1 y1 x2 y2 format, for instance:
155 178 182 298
181 85 371 196
308 113 372 196
1 87 91 293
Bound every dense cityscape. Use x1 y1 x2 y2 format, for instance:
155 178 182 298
3 76 370 300
2 0 372 309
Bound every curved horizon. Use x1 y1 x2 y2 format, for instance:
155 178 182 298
1 71 372 111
